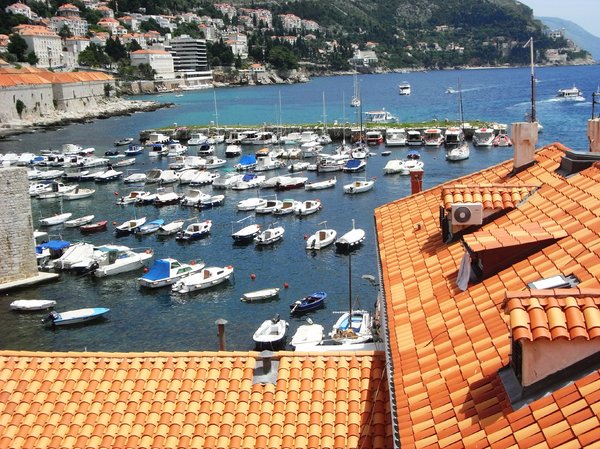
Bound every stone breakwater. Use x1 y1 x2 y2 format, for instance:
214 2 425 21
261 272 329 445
0 98 171 139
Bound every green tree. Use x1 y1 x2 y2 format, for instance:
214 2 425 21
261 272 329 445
26 51 39 65
7 33 28 62
137 63 156 80
174 22 202 39
78 43 110 67
58 24 73 39
140 18 168 34
128 39 142 52
105 36 127 62
267 46 298 70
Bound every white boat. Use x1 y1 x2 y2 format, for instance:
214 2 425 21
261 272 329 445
138 258 205 288
557 86 585 101
153 191 181 206
52 242 95 271
273 199 300 215
365 109 398 124
43 308 110 326
241 288 280 302
177 169 201 184
385 128 407 146
92 245 154 277
137 219 164 235
181 189 210 207
187 132 208 146
255 199 283 214
445 142 470 161
212 173 244 189
493 133 512 147
335 220 366 250
305 177 336 191
123 172 147 184
157 170 179 185
189 171 220 186
115 217 146 235
225 144 242 157
116 190 147 205
472 127 496 146
145 168 162 183
398 81 411 95
40 212 73 226
444 127 465 147
406 129 423 146
200 194 225 209
10 299 57 311
172 265 234 294
343 178 375 194
276 175 308 190
330 309 373 345
255 156 285 172
294 199 321 216
231 173 265 190
157 219 185 236
176 220 212 241
237 197 267 211
202 156 227 169
423 128 444 146
383 159 406 175
113 157 136 168
62 187 95 201
342 159 367 173
306 222 337 250
291 319 325 350
404 159 424 173
94 168 122 182
254 225 285 245
289 161 310 172
145 131 169 145
64 214 95 228
253 314 288 349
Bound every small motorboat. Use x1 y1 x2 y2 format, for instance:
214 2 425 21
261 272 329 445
240 287 280 302
232 223 261 242
237 197 267 211
123 172 147 184
43 308 110 326
342 159 367 173
335 219 366 250
156 219 185 236
273 199 300 215
181 189 209 207
291 318 325 350
137 258 205 288
153 191 181 207
252 314 289 349
92 246 153 277
124 144 144 155
225 144 242 157
276 175 308 191
64 214 95 228
290 291 327 315
255 199 283 214
137 219 165 235
80 220 108 233
344 178 375 194
39 213 73 226
304 177 336 191
189 171 220 186
306 225 337 250
294 199 321 216
231 173 265 190
330 309 373 345
176 220 212 241
199 194 225 209
115 217 147 236
94 168 123 182
62 187 95 201
114 137 134 146
254 225 285 246
171 265 234 294
10 299 57 311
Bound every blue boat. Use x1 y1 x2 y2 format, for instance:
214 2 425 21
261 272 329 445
234 154 257 171
43 307 110 326
137 219 165 235
342 159 366 173
124 144 144 155
290 291 327 315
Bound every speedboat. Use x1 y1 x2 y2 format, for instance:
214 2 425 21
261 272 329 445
398 81 411 95
187 132 208 146
156 219 185 236
92 245 153 277
53 242 96 271
224 144 242 157
472 127 496 146
10 299 57 311
116 190 148 205
171 265 234 294
94 168 123 182
330 309 373 344
124 144 144 155
254 225 285 245
446 142 470 161
342 159 367 173
335 220 366 250
557 86 585 101
43 308 109 326
343 178 375 194
137 219 165 235
291 319 325 350
290 291 327 315
385 128 407 146
181 189 210 207
306 226 337 250
234 155 257 171
153 191 181 207
232 223 261 242
294 199 321 216
176 220 212 241
241 288 280 302
137 258 205 288
252 314 288 349
114 217 146 236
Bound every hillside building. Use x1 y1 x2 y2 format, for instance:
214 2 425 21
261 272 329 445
167 35 212 88
13 25 63 69
130 49 175 80
49 3 88 37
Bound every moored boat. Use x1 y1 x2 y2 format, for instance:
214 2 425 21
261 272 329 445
254 224 285 245
156 219 185 236
252 314 288 349
64 214 95 228
241 288 280 302
171 265 234 294
304 177 336 191
335 219 366 250
176 220 212 241
137 258 205 288
306 222 337 250
43 308 110 326
115 217 146 236
39 212 73 226
290 291 327 315
10 299 57 311
80 220 108 233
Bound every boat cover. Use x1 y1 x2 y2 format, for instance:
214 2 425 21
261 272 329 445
36 240 70 254
344 159 362 169
242 173 257 182
407 150 420 159
142 259 171 280
238 155 257 166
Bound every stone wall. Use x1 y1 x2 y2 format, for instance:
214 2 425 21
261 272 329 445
52 80 112 112
0 167 38 283
0 83 55 123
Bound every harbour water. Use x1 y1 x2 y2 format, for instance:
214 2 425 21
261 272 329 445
1 64 599 352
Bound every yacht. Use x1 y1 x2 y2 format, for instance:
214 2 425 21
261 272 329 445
398 81 411 95
472 127 495 147
444 127 465 148
187 132 208 146
423 129 444 147
385 128 407 146
557 86 584 101
364 109 399 124
406 129 423 146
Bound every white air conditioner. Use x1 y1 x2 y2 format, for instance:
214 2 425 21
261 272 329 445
451 202 483 226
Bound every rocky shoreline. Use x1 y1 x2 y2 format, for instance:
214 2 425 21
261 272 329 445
0 99 172 140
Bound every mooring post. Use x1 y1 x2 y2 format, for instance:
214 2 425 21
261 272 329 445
215 318 228 351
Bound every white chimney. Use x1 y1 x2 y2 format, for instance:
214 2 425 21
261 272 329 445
512 122 538 171
588 118 600 152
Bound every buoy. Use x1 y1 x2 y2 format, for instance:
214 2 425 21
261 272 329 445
112 221 117 225
143 267 148 273
250 273 256 280
114 191 119 196
284 282 289 289
303 234 308 240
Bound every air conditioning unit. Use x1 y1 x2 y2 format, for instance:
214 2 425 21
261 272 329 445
451 202 483 226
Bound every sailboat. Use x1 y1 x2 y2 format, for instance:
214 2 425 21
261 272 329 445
351 72 360 108
524 37 543 132
330 253 374 345
445 80 470 161
207 90 225 144
318 92 332 144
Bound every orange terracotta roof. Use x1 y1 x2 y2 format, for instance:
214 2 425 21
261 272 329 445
0 351 392 448
374 143 600 447
441 184 539 210
462 221 568 252
505 289 600 341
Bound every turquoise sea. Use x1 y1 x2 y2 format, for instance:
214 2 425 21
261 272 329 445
1 64 599 352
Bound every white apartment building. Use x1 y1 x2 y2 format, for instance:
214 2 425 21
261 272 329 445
130 49 175 80
5 2 34 20
14 25 63 69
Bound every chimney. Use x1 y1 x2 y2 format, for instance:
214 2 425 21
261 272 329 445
252 350 279 384
588 118 600 152
410 169 424 194
512 122 538 171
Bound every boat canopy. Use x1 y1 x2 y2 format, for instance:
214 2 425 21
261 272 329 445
344 159 362 169
238 155 257 166
242 173 257 182
36 240 70 254
141 259 171 281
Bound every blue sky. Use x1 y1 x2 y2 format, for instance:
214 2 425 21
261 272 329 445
518 0 599 37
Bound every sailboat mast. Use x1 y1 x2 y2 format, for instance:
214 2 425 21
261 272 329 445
213 90 220 135
527 37 537 123
348 251 352 318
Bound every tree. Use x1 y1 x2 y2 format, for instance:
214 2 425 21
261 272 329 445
267 46 298 70
105 36 127 62
78 43 110 67
7 33 28 62
137 63 156 80
26 51 38 65
58 24 73 39
128 39 142 52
